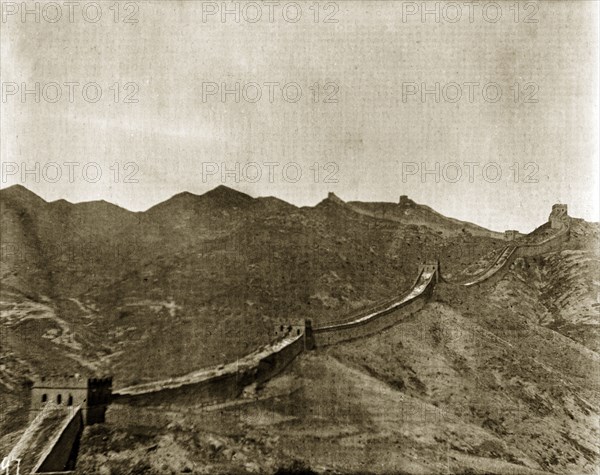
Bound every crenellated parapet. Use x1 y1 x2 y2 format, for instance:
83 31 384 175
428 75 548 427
273 319 313 350
461 207 570 287
31 374 112 425
311 264 437 346
33 375 87 389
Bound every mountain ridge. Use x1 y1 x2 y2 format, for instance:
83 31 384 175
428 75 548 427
3 184 597 235
1 184 599 474
0 184 512 235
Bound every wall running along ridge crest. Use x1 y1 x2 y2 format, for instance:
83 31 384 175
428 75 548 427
311 265 437 347
460 224 570 287
109 211 570 405
10 206 571 472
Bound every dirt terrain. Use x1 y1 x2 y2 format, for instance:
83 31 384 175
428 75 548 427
1 185 598 474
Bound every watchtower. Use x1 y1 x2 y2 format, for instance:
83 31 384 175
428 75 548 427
422 260 440 284
273 319 314 350
549 204 568 229
399 195 416 207
31 375 112 425
504 230 519 241
274 322 305 339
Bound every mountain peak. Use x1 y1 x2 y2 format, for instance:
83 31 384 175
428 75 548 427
1 184 40 196
146 185 255 215
325 192 346 205
0 184 47 207
202 185 254 207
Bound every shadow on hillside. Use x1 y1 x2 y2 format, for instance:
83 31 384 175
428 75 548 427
274 461 318 474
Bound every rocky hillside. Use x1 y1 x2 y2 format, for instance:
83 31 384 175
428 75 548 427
0 185 505 385
74 276 600 474
1 185 598 474
347 196 503 239
72 254 600 475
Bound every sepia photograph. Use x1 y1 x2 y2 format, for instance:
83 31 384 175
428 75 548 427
0 1 599 474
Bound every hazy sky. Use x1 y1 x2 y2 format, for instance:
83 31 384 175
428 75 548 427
1 1 598 232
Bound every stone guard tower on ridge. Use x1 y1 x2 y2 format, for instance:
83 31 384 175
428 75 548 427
549 204 569 229
31 375 112 425
273 320 314 350
399 195 416 207
504 230 520 241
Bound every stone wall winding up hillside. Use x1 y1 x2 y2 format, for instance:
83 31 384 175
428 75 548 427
312 265 437 346
111 264 440 406
461 225 570 287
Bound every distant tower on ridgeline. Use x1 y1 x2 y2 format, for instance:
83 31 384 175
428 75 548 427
399 195 416 207
549 204 569 229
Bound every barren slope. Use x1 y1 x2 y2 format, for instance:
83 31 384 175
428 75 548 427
2 185 598 475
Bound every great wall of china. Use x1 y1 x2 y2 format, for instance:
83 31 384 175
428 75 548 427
451 225 570 288
457 204 570 287
2 202 571 474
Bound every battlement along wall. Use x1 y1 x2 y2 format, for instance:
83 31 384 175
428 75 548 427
312 268 436 347
113 335 305 407
113 369 252 407
255 334 304 385
464 226 570 287
462 246 518 287
515 227 570 257
312 294 428 347
110 262 435 407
